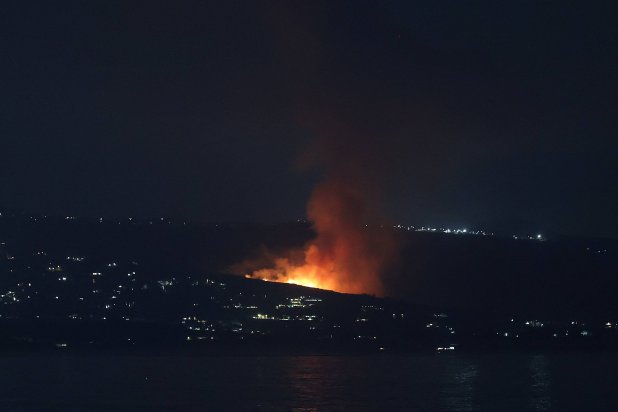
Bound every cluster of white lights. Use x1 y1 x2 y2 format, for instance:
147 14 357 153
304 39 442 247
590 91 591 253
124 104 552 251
393 225 492 236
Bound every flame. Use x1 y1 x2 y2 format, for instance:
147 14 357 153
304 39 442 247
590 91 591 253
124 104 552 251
235 114 401 296
245 248 341 291
240 178 399 296
245 264 339 292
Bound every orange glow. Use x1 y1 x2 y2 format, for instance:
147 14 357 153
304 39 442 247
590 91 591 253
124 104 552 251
244 260 342 292
244 248 343 291
243 241 385 294
234 112 402 296
239 178 399 295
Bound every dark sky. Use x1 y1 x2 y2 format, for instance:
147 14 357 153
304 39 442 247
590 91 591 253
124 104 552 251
2 1 617 237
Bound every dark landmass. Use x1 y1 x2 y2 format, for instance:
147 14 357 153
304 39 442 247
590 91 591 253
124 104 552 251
0 210 616 353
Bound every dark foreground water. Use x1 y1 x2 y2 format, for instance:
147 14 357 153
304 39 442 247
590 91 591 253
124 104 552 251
0 353 616 411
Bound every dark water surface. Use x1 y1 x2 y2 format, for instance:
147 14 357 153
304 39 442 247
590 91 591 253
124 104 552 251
0 353 616 411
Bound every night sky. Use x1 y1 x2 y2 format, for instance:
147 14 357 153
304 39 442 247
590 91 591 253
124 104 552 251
2 1 617 238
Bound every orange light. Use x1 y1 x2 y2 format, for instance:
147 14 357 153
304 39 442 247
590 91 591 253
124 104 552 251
237 176 398 296
244 249 353 293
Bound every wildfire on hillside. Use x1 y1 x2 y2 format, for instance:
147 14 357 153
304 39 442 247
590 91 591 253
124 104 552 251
239 177 399 295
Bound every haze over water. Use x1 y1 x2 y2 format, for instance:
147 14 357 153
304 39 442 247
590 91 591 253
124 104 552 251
0 353 615 411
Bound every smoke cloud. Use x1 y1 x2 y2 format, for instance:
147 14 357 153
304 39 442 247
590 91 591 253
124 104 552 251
232 3 402 295
235 113 401 296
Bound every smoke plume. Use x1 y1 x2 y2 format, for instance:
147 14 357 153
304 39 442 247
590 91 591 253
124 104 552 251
233 3 402 295
236 114 401 296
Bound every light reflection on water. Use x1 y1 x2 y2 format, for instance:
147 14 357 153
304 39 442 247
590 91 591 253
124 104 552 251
529 355 551 411
440 359 478 411
286 357 329 412
279 355 549 412
0 353 616 411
